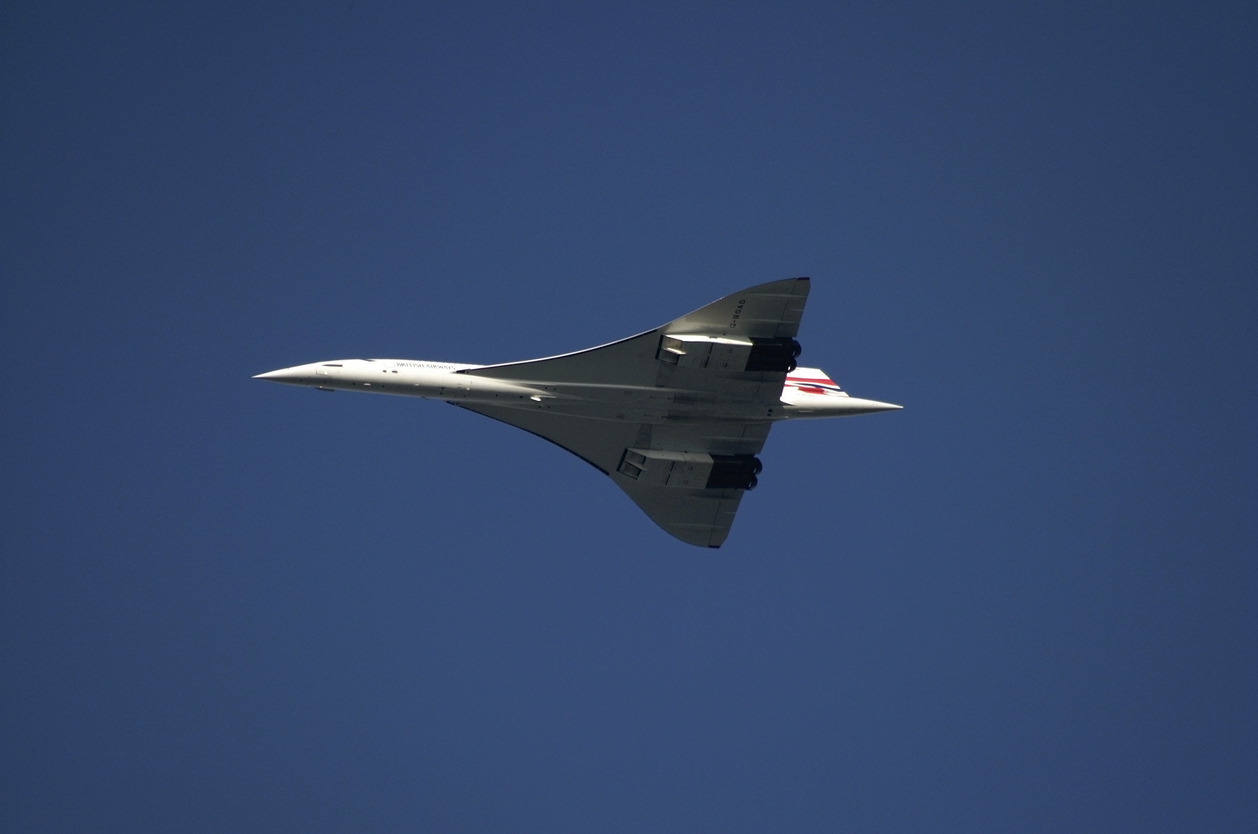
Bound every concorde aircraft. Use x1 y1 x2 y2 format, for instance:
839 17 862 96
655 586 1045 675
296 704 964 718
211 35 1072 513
255 278 900 547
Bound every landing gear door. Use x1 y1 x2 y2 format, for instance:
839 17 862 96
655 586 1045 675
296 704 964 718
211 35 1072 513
314 363 342 390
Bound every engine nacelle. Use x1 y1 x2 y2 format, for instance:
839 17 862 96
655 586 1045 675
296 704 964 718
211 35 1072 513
658 334 800 373
617 448 762 491
657 334 753 371
745 337 802 373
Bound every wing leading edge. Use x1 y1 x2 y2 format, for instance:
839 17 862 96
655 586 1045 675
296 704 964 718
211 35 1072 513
455 278 810 546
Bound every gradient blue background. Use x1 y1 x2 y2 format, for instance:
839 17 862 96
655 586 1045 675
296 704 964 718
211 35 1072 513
3 3 1255 831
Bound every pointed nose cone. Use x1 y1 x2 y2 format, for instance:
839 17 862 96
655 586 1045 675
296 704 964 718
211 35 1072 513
253 365 309 382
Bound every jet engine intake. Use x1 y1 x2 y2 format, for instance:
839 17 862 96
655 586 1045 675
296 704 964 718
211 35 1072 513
744 338 802 373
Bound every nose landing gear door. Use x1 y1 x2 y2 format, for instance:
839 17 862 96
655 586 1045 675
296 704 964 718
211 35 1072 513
314 363 342 391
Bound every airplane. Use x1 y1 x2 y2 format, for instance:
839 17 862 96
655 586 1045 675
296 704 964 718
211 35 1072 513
254 277 900 547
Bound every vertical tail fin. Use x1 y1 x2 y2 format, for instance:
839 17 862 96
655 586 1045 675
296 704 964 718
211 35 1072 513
784 367 846 397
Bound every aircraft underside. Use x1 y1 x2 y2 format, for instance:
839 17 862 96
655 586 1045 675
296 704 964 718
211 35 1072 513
256 278 900 547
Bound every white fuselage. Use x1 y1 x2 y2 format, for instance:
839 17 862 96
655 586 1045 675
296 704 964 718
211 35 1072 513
255 359 900 422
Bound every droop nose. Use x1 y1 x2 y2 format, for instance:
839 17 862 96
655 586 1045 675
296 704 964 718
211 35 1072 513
253 365 309 381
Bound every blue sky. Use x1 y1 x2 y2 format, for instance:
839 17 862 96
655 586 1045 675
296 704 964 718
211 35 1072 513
3 2 1255 831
